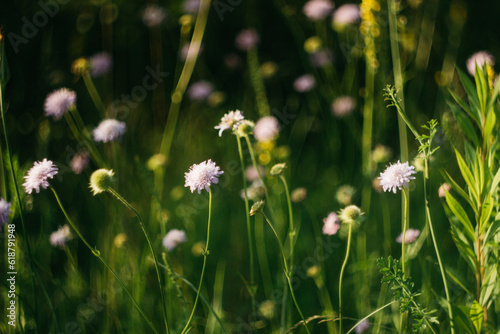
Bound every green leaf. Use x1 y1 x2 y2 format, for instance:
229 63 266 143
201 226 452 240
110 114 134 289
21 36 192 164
474 64 488 115
445 191 476 242
452 304 476 334
441 170 477 214
469 300 483 334
486 67 500 112
479 264 498 308
483 212 500 245
489 166 500 198
483 110 496 146
457 67 481 116
449 222 477 272
448 103 480 146
455 149 479 203
448 90 481 127
479 195 494 234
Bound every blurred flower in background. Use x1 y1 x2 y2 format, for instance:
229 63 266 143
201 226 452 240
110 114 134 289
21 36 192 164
163 229 187 251
44 88 76 121
331 96 356 118
235 28 260 51
89 52 113 77
293 74 316 93
303 0 335 21
142 4 167 28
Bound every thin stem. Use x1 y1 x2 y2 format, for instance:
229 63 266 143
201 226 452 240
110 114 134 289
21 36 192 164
339 223 353 334
279 175 295 268
236 135 256 317
181 189 212 334
345 301 395 334
107 188 169 334
247 48 270 117
260 212 311 334
424 157 454 333
83 73 106 117
402 189 408 275
50 187 158 333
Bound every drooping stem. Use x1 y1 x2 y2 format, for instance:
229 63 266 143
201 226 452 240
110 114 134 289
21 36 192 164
260 212 311 334
339 223 353 333
50 187 158 333
83 72 106 117
236 135 256 317
107 188 169 334
279 175 295 269
345 301 396 334
181 189 213 334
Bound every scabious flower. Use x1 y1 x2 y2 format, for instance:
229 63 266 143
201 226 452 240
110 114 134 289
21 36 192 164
187 81 214 102
184 159 224 194
291 187 307 203
396 228 420 244
89 52 113 77
438 183 451 198
44 88 76 120
0 198 11 229
70 151 89 175
254 116 280 142
310 49 333 68
23 159 58 194
466 51 495 76
163 229 187 251
142 4 167 27
89 169 115 195
355 319 370 333
338 205 364 225
378 160 417 194
235 120 255 137
332 4 360 29
303 0 335 21
50 225 72 248
245 165 264 182
336 185 356 206
331 96 356 118
235 29 260 51
93 119 126 143
214 110 245 136
240 180 265 201
183 0 200 14
323 212 341 235
293 74 316 92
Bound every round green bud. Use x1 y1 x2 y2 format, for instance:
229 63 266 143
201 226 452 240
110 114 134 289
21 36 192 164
89 169 115 195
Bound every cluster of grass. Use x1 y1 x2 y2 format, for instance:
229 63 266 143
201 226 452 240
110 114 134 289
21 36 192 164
1 0 500 333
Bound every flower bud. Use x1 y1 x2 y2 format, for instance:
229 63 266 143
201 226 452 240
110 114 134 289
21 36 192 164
90 169 115 195
250 200 265 216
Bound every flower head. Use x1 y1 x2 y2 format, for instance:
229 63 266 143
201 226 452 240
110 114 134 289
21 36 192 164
44 88 76 120
183 0 200 14
355 319 370 333
163 229 187 251
303 0 335 20
50 225 72 248
89 52 113 77
187 81 214 102
214 110 245 136
235 120 255 137
332 4 360 29
89 169 115 195
142 4 167 27
378 160 416 193
23 159 58 194
70 151 89 175
293 74 316 92
93 119 126 143
336 185 356 206
184 159 224 194
323 212 341 235
258 300 276 320
291 187 307 203
254 116 280 142
245 166 264 182
338 205 364 224
250 200 265 216
240 180 265 201
235 29 260 51
466 51 495 76
310 49 333 68
331 96 356 118
396 228 420 244
371 144 392 164
438 183 451 198
0 198 11 227
270 163 286 176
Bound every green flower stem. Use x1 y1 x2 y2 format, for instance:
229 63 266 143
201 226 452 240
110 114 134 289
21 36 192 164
345 301 395 334
236 135 257 317
401 188 408 275
279 175 295 268
65 109 108 168
424 158 454 332
50 186 158 333
247 48 270 117
260 211 311 334
107 187 169 334
338 223 353 334
83 72 106 117
181 189 213 334
158 0 211 166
